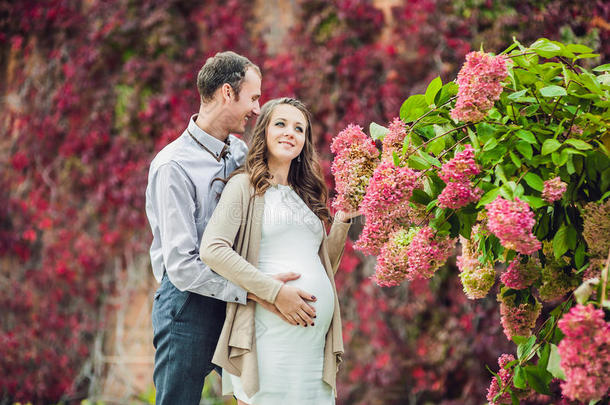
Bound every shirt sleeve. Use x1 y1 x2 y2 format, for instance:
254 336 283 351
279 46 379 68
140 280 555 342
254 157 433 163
150 162 247 304
200 176 283 304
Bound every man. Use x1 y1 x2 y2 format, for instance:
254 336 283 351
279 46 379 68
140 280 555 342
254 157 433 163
145 51 316 404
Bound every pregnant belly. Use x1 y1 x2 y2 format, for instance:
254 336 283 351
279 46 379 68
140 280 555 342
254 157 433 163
257 258 335 332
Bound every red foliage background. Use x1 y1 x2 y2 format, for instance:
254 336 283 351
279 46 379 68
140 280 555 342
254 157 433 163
1 0 607 403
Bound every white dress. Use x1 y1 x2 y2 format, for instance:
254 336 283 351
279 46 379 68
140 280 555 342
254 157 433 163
222 184 336 405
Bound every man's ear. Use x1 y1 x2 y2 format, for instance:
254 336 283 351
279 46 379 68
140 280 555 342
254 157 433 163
221 83 234 102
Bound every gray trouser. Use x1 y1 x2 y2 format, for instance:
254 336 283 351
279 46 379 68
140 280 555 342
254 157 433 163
152 273 226 405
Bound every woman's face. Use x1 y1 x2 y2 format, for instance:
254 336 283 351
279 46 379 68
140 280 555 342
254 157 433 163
265 103 307 165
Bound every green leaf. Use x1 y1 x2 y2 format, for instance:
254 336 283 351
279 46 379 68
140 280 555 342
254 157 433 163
411 189 432 205
553 224 569 259
547 344 566 380
427 127 446 155
592 63 610 72
530 38 562 58
552 149 569 166
517 335 536 360
418 150 441 168
566 225 577 249
574 242 585 268
565 139 592 150
522 104 540 116
508 89 528 101
538 342 551 370
575 53 600 60
425 76 442 106
524 365 552 394
407 154 431 170
483 137 498 152
369 122 389 140
509 151 522 167
513 365 527 389
512 335 529 346
520 195 545 209
542 139 561 155
477 187 501 208
523 173 544 192
540 85 567 97
400 94 428 123
392 150 401 167
516 140 534 160
437 82 458 105
516 129 537 144
566 43 594 54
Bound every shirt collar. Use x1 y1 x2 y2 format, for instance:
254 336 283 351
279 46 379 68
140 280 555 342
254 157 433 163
187 115 230 161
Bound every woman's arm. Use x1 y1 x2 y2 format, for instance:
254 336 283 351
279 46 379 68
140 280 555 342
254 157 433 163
200 176 319 326
326 213 354 274
200 176 283 304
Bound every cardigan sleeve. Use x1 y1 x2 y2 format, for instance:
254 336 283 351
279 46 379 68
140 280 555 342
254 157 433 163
200 175 283 304
326 218 352 274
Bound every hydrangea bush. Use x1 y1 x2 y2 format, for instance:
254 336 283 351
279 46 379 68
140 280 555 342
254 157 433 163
332 38 610 403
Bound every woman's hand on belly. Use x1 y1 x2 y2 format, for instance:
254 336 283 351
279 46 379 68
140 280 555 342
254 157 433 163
274 285 318 327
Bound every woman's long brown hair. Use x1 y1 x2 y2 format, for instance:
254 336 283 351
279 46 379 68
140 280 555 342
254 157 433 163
237 97 331 224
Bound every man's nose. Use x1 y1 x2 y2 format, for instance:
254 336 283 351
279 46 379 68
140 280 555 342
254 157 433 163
252 101 261 116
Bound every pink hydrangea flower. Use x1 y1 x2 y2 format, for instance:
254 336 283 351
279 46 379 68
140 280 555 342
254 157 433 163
404 226 456 279
500 256 540 290
330 124 380 212
439 144 480 183
438 180 482 209
355 160 421 255
557 304 610 402
373 227 417 287
498 292 541 340
381 117 409 164
486 354 515 404
451 51 508 123
486 196 542 255
542 176 567 203
437 145 482 209
457 234 495 299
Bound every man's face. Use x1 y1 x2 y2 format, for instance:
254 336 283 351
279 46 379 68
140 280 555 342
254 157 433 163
225 67 261 134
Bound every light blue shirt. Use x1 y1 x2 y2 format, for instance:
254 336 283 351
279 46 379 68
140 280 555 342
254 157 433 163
145 115 248 304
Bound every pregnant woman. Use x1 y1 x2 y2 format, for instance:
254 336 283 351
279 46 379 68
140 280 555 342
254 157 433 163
200 97 358 404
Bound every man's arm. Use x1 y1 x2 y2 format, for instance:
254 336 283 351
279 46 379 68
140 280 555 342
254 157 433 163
150 161 247 304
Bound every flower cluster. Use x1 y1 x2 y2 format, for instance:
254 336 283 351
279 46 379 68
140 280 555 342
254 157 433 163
500 256 540 290
356 160 421 255
404 226 456 280
438 180 482 209
542 176 567 203
539 264 578 302
374 228 417 286
457 231 495 299
439 144 481 182
582 199 610 259
498 292 542 340
486 196 541 255
451 51 508 123
557 304 610 402
330 124 380 212
381 117 410 165
486 354 516 404
438 145 482 209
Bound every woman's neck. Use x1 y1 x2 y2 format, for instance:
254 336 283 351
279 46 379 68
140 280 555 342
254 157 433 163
267 159 290 186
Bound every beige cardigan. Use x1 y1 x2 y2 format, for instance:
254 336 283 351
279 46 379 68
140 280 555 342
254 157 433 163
200 173 350 398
